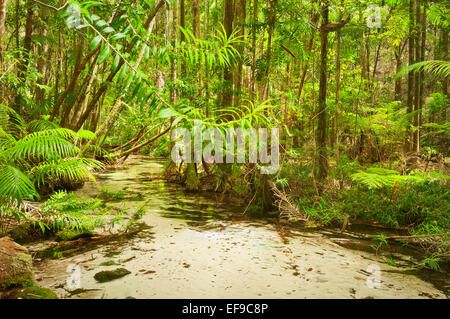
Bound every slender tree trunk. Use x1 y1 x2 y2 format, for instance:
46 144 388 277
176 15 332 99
262 0 276 101
220 0 234 108
413 0 421 152
315 0 329 184
406 0 415 153
0 0 7 102
234 0 246 107
331 3 343 150
418 3 426 151
14 0 34 116
297 12 319 102
251 0 257 102
192 0 200 38
179 0 185 74
394 46 402 101
170 0 178 104
0 0 7 68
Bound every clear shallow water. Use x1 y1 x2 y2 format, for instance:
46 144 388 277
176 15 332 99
29 156 449 299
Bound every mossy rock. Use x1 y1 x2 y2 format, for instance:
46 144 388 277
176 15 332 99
8 223 52 244
0 237 34 291
99 260 119 266
2 286 58 299
55 229 94 242
94 268 131 283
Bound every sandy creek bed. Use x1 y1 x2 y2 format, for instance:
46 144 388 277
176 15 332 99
27 156 449 299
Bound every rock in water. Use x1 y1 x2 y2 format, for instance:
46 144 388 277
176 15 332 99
94 268 131 283
0 237 34 290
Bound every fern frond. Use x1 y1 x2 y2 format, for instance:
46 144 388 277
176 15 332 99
10 134 80 161
33 158 104 187
27 119 61 132
396 60 450 79
0 165 39 204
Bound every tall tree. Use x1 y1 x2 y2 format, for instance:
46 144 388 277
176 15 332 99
315 0 349 184
406 0 415 152
220 0 234 108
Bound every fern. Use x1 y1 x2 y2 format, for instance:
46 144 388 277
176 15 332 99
0 165 39 204
33 158 104 187
396 60 450 79
0 111 103 206
351 168 449 190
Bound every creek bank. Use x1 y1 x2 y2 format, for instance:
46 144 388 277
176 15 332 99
1 286 58 299
0 236 34 290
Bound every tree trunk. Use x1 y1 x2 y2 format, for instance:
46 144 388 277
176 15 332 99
315 0 329 184
251 0 257 101
394 45 403 101
412 0 421 152
406 0 415 153
14 0 34 116
0 0 7 69
262 0 276 101
331 3 342 150
234 0 246 107
220 0 234 108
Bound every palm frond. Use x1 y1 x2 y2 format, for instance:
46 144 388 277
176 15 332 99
10 134 80 161
0 165 39 204
33 158 104 187
396 60 450 79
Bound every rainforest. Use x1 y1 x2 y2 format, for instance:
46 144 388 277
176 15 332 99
0 0 449 300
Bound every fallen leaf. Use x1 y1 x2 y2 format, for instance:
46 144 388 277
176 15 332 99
144 270 156 274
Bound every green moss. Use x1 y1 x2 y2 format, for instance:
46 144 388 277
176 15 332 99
185 163 200 192
1 272 34 291
55 229 94 242
104 251 121 258
99 260 118 266
7 223 49 243
16 286 58 299
94 268 131 283
36 246 68 259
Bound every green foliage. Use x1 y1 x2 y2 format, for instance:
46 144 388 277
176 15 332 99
124 206 147 232
0 107 104 207
39 191 105 232
350 168 449 190
420 254 442 271
397 60 450 79
371 233 389 255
